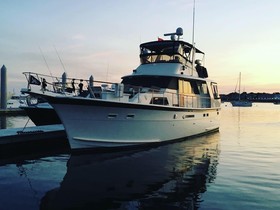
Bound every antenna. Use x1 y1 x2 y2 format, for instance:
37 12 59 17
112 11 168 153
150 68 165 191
192 0 196 47
191 0 196 76
53 45 67 74
39 47 53 77
39 46 55 83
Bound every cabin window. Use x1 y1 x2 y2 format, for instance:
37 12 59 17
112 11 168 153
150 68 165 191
122 76 178 90
108 113 118 118
183 81 192 94
179 80 195 94
211 83 220 99
150 97 169 105
178 79 197 107
190 80 199 94
196 81 209 95
126 114 135 119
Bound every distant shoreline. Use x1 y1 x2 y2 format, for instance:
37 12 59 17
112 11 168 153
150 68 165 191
220 92 280 103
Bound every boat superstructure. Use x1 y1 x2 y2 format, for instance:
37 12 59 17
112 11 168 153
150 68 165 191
22 28 221 150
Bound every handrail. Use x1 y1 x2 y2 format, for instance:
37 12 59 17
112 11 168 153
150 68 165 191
22 72 116 86
22 72 213 108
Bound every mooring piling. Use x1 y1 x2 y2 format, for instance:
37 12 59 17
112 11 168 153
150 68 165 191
1 65 7 109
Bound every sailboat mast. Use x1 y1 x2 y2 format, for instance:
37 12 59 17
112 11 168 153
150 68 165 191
238 72 241 100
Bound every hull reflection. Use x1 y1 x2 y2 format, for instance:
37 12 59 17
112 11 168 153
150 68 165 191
41 134 220 210
0 116 6 129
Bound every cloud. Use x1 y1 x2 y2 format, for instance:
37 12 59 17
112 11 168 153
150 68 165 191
71 34 86 41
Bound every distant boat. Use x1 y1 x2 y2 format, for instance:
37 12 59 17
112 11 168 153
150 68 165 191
231 72 252 107
231 100 252 107
6 94 27 109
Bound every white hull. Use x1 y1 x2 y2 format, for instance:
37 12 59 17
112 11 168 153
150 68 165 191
51 99 220 150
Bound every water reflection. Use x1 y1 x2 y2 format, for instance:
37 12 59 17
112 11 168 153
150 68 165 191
0 116 7 129
0 115 33 129
40 133 220 210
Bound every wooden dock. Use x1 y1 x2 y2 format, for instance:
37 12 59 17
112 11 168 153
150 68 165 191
0 108 27 116
0 124 69 158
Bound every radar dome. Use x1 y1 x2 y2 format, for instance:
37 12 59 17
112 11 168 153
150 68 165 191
176 27 183 36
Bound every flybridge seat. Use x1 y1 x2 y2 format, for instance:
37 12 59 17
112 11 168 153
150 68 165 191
140 40 204 65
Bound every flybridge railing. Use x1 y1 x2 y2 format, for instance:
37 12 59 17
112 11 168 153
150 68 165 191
22 72 212 108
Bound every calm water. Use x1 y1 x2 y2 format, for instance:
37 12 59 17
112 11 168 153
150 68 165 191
0 103 279 210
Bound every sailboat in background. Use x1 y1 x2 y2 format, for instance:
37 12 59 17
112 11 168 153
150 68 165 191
231 72 252 107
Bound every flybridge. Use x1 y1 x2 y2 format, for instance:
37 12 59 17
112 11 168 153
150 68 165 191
139 27 204 66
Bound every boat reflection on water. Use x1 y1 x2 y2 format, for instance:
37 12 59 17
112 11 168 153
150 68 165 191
40 133 220 210
0 116 6 129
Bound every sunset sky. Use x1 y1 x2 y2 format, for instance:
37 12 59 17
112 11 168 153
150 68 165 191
0 0 279 94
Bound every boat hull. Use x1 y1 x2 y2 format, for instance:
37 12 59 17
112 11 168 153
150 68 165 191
50 97 220 150
21 106 61 126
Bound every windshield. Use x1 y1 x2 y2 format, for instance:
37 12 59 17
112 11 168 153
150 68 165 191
121 76 178 90
140 41 189 65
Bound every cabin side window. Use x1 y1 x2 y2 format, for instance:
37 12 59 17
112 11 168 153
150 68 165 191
196 81 209 95
211 83 220 99
150 97 169 105
122 76 177 91
182 80 193 94
178 79 197 107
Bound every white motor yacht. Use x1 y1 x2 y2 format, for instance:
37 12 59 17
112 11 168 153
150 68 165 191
22 28 221 150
